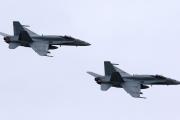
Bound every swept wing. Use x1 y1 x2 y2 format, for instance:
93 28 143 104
19 30 49 56
30 41 49 56
122 81 143 98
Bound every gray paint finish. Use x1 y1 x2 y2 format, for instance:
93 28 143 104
88 61 180 98
1 21 90 56
0 0 180 120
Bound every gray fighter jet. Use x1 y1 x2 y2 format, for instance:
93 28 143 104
87 61 180 98
0 21 90 56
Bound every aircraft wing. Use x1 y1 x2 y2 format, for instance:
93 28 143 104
122 81 142 98
30 41 49 56
114 66 131 76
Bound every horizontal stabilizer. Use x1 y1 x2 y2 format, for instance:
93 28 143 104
87 71 103 77
0 32 10 37
9 43 20 49
101 84 111 91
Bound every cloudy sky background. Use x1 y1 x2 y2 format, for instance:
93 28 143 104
0 0 180 120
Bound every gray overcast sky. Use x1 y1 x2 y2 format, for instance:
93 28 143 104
0 0 180 120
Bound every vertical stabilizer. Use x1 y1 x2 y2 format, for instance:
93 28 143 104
104 61 116 76
13 21 25 36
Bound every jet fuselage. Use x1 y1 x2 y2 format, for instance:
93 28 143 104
4 35 90 47
95 74 180 89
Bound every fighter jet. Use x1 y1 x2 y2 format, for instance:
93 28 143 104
87 61 180 98
0 21 90 56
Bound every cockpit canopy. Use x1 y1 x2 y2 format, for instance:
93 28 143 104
154 75 167 79
63 35 75 40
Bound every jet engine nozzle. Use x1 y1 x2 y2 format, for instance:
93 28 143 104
95 77 101 84
4 36 11 43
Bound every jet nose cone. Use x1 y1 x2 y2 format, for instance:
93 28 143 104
176 81 180 84
84 42 91 46
76 39 91 46
169 79 180 85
